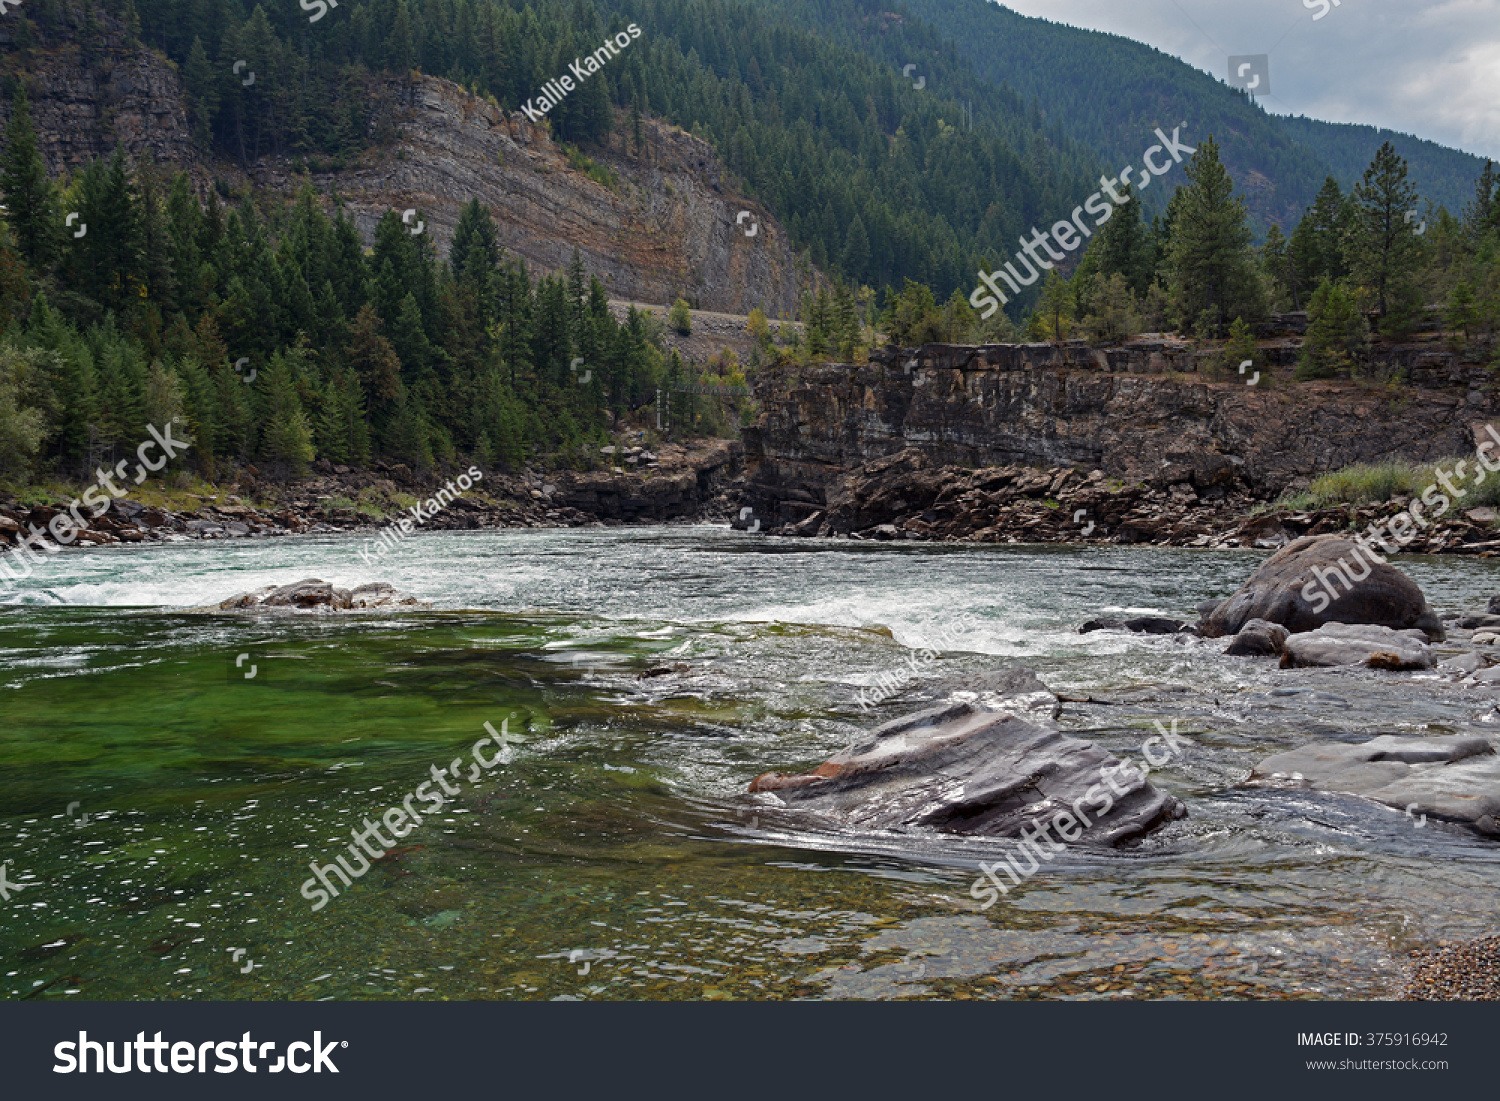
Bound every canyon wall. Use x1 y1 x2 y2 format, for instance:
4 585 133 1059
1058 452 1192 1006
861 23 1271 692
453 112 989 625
742 342 1499 528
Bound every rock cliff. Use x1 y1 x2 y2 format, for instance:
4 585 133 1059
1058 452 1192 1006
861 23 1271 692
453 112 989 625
0 20 805 319
0 15 195 171
741 342 1499 531
243 77 805 317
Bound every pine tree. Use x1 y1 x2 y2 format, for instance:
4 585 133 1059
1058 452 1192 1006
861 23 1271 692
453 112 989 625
1033 269 1074 343
1081 273 1139 345
1347 142 1423 324
1165 137 1261 336
1260 223 1294 311
1463 161 1497 244
1220 317 1264 385
1090 182 1153 297
1 88 59 273
1447 280 1479 341
259 353 315 474
840 215 871 280
1303 177 1352 285
182 38 218 149
1299 279 1366 379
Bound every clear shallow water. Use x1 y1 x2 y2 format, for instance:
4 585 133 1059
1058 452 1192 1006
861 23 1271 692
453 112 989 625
2 526 1499 1001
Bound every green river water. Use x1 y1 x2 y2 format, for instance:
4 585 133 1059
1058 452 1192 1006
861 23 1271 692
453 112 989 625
2 526 1498 1001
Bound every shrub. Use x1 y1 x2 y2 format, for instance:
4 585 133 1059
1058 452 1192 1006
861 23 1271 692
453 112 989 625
1298 279 1367 379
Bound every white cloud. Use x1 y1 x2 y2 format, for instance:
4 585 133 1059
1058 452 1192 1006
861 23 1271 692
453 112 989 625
995 0 1500 159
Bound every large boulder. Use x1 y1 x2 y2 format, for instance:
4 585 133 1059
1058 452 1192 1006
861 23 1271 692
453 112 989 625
1251 735 1500 835
1280 622 1437 670
1197 534 1444 640
748 699 1186 844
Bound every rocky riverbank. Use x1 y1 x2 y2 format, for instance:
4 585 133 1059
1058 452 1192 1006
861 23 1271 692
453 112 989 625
737 339 1500 554
0 439 745 557
738 445 1500 556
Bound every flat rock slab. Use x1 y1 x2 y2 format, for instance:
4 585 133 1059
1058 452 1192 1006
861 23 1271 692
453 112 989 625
1251 735 1500 835
749 699 1186 844
191 579 427 612
1280 622 1436 670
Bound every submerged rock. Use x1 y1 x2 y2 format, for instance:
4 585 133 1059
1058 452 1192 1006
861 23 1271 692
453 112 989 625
195 579 426 612
1080 616 1191 635
1279 622 1436 670
1251 735 1500 835
1198 534 1444 640
748 698 1186 843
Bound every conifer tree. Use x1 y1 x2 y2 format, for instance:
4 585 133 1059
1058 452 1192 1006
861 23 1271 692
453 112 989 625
1347 143 1423 324
1 88 59 273
1165 137 1261 336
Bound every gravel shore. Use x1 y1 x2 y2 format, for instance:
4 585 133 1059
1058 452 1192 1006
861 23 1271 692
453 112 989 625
1401 936 1500 1000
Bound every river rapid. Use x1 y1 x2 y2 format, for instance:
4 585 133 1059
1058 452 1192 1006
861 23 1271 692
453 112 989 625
1 525 1498 1001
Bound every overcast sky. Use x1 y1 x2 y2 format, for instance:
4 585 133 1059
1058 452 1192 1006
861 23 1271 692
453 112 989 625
994 0 1500 160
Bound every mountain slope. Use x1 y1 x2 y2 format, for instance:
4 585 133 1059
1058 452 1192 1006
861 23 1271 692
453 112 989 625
1276 115 1490 217
869 0 1487 229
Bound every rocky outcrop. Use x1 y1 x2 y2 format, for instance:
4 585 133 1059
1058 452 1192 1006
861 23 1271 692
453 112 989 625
200 579 426 612
3 20 803 321
1251 735 1500 835
247 78 806 318
1198 534 1444 640
739 345 1498 532
747 696 1187 843
550 440 743 521
0 11 196 173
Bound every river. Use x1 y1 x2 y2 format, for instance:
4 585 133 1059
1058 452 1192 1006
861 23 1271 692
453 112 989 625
2 526 1497 1000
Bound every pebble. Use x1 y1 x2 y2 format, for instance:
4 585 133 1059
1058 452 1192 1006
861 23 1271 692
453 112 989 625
1401 936 1500 1000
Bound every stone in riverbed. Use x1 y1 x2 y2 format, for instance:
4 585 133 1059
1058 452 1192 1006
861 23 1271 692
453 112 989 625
1197 534 1444 641
1224 618 1289 657
1440 651 1490 676
748 699 1186 844
194 578 426 612
1279 622 1435 670
1250 735 1500 835
1080 616 1191 635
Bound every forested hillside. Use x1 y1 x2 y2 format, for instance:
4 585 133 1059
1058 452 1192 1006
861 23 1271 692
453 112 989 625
885 0 1489 233
1 0 1496 497
1276 115 1489 217
107 0 1100 295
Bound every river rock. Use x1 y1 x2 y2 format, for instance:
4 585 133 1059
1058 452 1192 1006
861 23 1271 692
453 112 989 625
1197 534 1444 640
1224 618 1289 657
1440 651 1490 676
1279 622 1436 670
196 579 426 612
1250 735 1500 835
747 699 1187 843
1080 616 1190 635
918 667 1063 725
